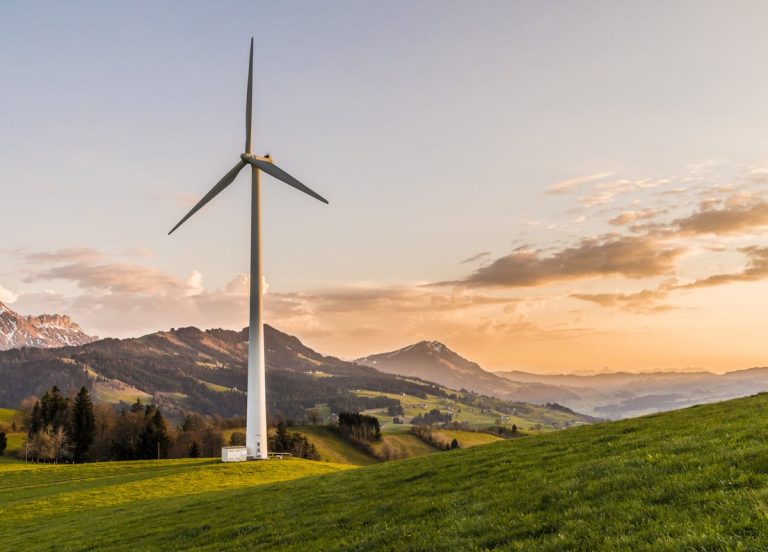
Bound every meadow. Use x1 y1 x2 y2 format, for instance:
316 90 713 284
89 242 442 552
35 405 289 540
355 390 580 433
4 393 768 549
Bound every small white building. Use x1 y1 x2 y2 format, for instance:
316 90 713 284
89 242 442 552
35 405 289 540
221 446 248 463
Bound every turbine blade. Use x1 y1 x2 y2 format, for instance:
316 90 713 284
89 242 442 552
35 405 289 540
251 159 329 204
168 160 247 235
245 38 253 154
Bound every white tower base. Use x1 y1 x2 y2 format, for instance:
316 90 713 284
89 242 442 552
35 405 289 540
245 166 268 460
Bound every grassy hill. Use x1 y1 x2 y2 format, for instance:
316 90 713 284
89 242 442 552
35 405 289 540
6 393 768 549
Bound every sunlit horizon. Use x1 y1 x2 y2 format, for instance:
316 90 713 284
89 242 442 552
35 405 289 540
2 2 768 374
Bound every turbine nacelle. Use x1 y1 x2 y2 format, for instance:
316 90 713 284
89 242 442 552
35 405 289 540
241 153 273 165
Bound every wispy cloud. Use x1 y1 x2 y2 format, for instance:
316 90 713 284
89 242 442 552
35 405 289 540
460 252 491 264
571 280 678 313
679 246 768 289
23 247 106 264
608 208 666 226
546 172 611 195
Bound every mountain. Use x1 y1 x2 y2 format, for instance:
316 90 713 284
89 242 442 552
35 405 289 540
357 340 580 403
494 368 768 419
0 324 447 419
0 301 96 350
0 324 595 433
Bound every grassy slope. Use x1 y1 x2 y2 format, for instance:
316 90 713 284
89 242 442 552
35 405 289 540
0 458 351 547
0 409 21 464
370 430 440 460
5 394 768 549
432 429 504 448
295 426 378 466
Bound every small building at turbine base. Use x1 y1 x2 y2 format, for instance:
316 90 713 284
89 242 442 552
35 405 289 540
221 446 248 462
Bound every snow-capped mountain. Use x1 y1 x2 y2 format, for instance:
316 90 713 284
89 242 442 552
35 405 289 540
0 301 96 350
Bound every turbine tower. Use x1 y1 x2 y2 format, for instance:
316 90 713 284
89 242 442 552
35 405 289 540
169 38 329 459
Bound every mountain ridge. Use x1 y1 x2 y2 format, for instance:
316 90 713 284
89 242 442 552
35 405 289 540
0 301 96 350
357 340 580 404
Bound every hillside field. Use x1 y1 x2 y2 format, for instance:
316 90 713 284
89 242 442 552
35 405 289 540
4 394 768 549
356 390 585 433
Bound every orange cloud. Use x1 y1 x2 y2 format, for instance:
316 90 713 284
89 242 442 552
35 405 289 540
674 200 768 235
608 208 665 226
460 235 683 288
679 246 768 289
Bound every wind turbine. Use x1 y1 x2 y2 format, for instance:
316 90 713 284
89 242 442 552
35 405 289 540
169 38 329 460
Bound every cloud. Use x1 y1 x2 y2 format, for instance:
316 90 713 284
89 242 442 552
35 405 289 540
26 262 190 295
269 285 512 317
15 255 251 336
546 172 611 195
185 270 204 297
121 247 154 258
460 252 491 264
674 200 768 236
23 247 106 264
458 235 684 288
263 284 519 343
679 246 768 289
571 282 677 313
578 177 671 208
608 208 665 227
458 177 768 294
0 282 18 304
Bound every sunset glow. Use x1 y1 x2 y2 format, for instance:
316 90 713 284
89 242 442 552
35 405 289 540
2 2 768 374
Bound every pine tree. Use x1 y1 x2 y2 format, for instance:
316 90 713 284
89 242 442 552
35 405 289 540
0 431 7 456
189 441 201 458
139 408 170 459
71 386 96 463
274 421 290 452
40 386 69 431
29 401 43 436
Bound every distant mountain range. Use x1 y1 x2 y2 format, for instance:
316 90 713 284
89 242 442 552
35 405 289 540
493 369 768 419
357 340 580 404
0 301 95 350
357 339 768 419
0 324 450 420
2 302 767 421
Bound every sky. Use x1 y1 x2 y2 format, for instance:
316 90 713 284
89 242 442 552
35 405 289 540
2 1 768 373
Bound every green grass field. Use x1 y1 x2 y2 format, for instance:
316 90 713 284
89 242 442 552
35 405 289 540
0 407 17 424
432 429 504 448
4 394 768 549
370 432 439 460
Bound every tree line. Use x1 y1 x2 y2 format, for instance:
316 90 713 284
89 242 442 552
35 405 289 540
12 384 330 463
410 408 453 426
336 411 381 443
16 386 246 462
